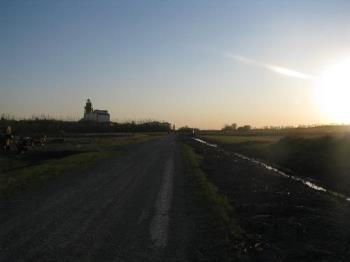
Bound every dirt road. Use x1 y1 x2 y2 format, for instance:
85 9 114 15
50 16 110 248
0 135 186 262
5 134 349 261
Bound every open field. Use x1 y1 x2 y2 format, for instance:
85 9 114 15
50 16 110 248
0 133 164 196
202 132 350 196
201 125 350 137
202 134 281 144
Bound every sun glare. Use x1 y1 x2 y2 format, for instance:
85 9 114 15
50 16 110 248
314 57 350 123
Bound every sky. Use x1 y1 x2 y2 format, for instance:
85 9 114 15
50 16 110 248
1 0 350 129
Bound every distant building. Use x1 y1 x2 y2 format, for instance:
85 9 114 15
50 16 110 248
82 99 110 123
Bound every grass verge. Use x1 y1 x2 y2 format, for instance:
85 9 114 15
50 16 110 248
0 151 116 196
180 142 242 260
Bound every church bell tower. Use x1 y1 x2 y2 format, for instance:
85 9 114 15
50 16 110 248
85 99 93 114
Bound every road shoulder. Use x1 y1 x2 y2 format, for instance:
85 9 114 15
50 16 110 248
178 140 245 261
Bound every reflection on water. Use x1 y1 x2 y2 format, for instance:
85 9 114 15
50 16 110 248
193 138 218 148
193 137 350 202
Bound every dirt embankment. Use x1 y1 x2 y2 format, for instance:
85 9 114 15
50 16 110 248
187 138 350 261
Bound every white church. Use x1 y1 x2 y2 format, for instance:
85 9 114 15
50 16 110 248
82 99 110 123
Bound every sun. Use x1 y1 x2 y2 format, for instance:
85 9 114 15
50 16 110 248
313 57 350 123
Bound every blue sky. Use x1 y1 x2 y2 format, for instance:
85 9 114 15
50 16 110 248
1 0 350 128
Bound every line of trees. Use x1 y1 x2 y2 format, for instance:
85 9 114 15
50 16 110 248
0 118 171 135
222 123 251 132
177 126 200 135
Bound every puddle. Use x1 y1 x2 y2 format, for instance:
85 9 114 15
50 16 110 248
193 137 350 202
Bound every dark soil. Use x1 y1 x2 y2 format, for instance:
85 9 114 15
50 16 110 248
187 139 350 261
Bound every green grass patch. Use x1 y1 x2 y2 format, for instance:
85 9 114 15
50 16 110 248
180 143 241 234
62 133 164 151
0 151 115 195
0 133 163 196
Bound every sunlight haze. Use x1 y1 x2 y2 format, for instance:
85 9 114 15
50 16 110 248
1 0 350 129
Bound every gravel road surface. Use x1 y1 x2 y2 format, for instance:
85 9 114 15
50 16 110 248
0 135 185 262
